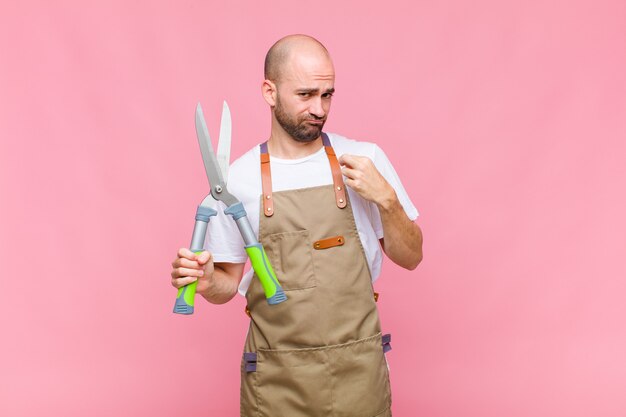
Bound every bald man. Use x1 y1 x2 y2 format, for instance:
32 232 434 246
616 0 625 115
171 35 422 416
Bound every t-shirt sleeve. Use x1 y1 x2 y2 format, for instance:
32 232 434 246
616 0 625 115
204 201 248 263
370 144 419 239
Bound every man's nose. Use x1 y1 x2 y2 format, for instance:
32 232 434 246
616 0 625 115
308 98 325 119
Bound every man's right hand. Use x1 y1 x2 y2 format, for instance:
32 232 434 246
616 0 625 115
171 248 245 304
171 248 214 294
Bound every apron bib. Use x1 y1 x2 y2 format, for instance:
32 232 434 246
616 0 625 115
240 134 392 417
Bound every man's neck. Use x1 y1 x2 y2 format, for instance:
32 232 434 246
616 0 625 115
267 127 323 159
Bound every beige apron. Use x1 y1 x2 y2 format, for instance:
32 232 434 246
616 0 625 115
240 134 392 417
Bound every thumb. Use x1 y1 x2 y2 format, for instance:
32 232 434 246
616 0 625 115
197 251 212 265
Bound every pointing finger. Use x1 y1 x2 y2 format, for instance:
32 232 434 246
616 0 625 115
338 154 354 167
339 154 365 169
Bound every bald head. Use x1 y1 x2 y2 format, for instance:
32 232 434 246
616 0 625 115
264 35 332 83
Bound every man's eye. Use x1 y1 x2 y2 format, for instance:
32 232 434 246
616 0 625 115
298 92 310 97
322 93 333 98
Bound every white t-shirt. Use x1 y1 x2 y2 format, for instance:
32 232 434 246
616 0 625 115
205 132 419 296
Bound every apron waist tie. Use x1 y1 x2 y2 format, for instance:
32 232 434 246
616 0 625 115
244 352 257 372
382 333 392 353
243 334 392 373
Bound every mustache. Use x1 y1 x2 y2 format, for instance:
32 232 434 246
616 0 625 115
303 115 326 122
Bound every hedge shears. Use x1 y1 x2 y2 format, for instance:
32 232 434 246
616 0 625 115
173 102 287 315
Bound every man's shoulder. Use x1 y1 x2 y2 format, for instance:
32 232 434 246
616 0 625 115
225 143 261 199
229 144 260 175
327 132 381 159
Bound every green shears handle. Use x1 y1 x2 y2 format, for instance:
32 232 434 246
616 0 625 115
173 205 217 315
173 251 202 314
225 202 287 305
245 243 286 304
173 202 286 313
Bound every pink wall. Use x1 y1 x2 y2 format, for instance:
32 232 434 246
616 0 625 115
1 1 625 416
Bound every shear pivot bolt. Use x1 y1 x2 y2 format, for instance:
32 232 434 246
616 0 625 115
215 185 223 193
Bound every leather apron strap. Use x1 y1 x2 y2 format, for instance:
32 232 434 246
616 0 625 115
259 142 274 217
260 133 347 217
321 133 348 209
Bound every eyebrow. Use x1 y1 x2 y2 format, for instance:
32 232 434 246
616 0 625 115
296 87 336 94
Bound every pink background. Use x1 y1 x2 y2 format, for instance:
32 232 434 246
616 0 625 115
1 1 625 416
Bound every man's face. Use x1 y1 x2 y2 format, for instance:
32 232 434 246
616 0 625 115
272 54 335 143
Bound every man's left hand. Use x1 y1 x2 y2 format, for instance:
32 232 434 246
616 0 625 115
338 154 396 208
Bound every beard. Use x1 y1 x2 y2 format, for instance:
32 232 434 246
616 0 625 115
274 96 326 143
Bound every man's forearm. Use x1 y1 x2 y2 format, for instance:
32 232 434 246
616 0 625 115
378 192 423 270
198 264 241 305
336 153 423 269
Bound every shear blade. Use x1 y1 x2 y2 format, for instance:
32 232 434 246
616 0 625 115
217 101 231 181
195 103 227 191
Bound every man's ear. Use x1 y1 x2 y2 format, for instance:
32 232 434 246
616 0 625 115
261 79 277 107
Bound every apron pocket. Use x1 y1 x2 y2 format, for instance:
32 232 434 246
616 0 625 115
254 333 391 417
264 229 316 291
330 333 391 417
256 348 332 417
